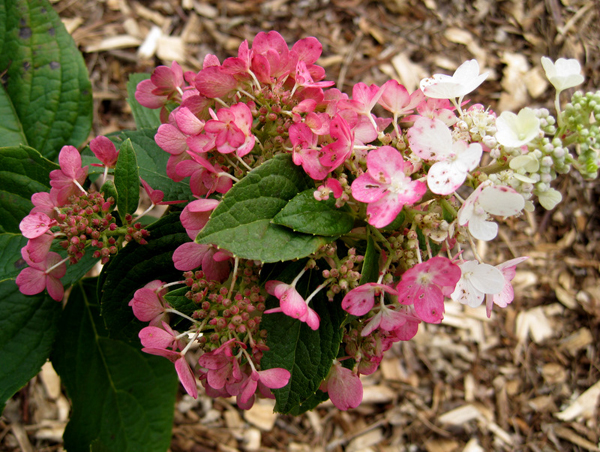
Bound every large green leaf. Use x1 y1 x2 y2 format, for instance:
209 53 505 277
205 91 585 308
0 280 61 411
0 0 92 160
113 138 140 221
196 154 331 262
0 83 27 147
0 145 58 233
0 233 28 283
260 261 346 414
273 188 354 236
127 73 162 130
100 213 189 341
52 279 178 452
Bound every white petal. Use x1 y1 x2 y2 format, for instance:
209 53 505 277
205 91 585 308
471 263 505 294
407 117 453 161
455 141 483 171
478 185 524 217
537 187 562 210
468 214 498 241
427 160 467 195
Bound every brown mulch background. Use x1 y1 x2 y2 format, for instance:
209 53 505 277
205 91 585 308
1 0 600 451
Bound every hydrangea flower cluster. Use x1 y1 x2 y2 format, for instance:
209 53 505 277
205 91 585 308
16 31 600 410
122 32 598 410
16 138 153 300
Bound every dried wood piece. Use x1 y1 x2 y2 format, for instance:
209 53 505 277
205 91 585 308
39 362 61 401
138 26 162 60
559 328 593 355
243 399 278 431
85 36 142 53
554 426 600 452
424 438 459 452
438 404 482 425
346 428 384 452
555 380 600 421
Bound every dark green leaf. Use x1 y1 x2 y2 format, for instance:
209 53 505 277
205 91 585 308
100 179 118 208
0 145 58 233
0 280 61 411
0 83 27 146
0 0 92 160
359 235 380 285
100 213 189 341
0 233 28 283
261 262 345 414
113 139 140 221
196 154 331 262
164 286 197 315
52 279 178 452
127 73 162 130
273 189 354 236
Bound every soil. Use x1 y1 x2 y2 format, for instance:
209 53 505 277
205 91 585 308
1 0 599 451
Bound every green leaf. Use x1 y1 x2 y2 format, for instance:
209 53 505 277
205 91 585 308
100 213 189 341
163 286 197 315
52 279 178 452
260 262 346 414
127 73 162 130
113 138 140 221
0 83 27 146
0 280 61 411
83 129 193 202
196 154 331 262
100 179 118 207
272 189 354 236
0 145 58 233
0 233 28 283
0 0 92 160
359 235 380 285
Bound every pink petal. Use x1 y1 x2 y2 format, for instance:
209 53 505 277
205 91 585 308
175 357 198 399
173 242 210 271
257 368 291 389
327 363 363 411
16 267 46 296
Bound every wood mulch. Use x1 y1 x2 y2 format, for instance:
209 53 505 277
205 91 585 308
1 0 599 451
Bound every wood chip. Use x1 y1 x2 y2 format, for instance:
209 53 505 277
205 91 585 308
157 36 186 63
555 380 600 421
138 25 162 60
438 404 482 425
391 52 428 93
242 427 262 451
39 361 61 400
424 438 459 452
559 328 593 355
243 399 278 431
554 426 600 451
346 428 384 452
497 52 530 112
515 306 554 345
85 35 142 53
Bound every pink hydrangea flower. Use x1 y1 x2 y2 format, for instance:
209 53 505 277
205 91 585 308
203 103 255 157
180 198 220 239
129 283 170 327
351 146 426 228
396 256 461 323
264 279 320 330
19 212 57 239
89 136 119 168
16 249 66 301
172 242 232 282
49 145 88 205
237 367 291 409
24 232 55 263
198 339 243 391
320 360 363 411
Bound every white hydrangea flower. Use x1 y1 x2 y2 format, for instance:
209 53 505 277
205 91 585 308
451 260 505 308
495 108 540 148
541 57 584 93
420 59 489 101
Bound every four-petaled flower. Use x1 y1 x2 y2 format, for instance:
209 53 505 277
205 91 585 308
351 146 426 228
